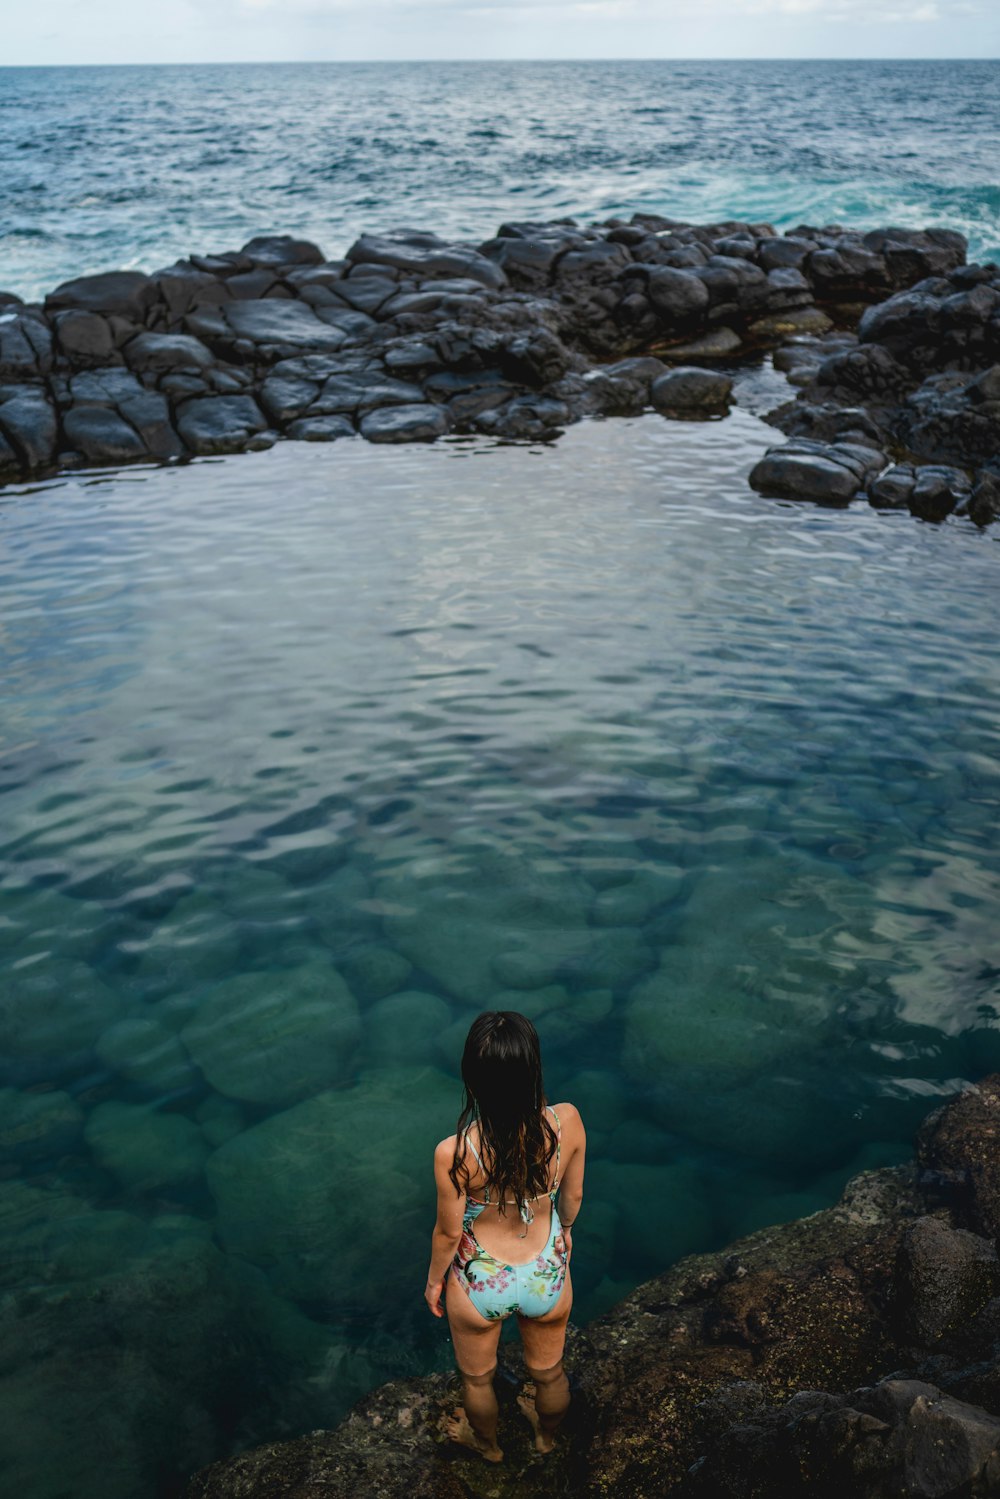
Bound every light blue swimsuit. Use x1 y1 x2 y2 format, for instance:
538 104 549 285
450 1105 568 1321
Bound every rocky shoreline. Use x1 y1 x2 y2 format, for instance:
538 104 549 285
183 1075 1000 1499
1 214 997 525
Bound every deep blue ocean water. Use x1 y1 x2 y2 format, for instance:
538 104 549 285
1 59 999 303
0 57 998 1499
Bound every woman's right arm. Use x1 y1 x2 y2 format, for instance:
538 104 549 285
556 1103 585 1252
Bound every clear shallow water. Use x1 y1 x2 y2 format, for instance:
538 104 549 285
0 412 998 1497
1 59 999 303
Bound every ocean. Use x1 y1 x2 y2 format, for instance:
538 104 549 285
1 59 999 304
0 57 998 1499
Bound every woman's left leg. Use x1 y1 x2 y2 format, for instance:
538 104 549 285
443 1275 505 1461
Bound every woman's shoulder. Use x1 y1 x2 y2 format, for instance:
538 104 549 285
550 1101 583 1130
434 1133 459 1165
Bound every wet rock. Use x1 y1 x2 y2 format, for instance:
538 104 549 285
750 438 884 504
62 404 149 465
180 961 361 1106
0 384 58 469
968 470 1000 527
868 463 917 509
645 265 712 322
359 403 450 443
346 232 506 290
176 394 268 455
124 330 216 372
52 309 115 365
907 464 971 522
285 413 354 441
361 991 452 1068
651 366 733 411
748 305 833 340
45 269 158 322
240 234 325 269
661 325 743 360
0 308 53 378
815 342 909 399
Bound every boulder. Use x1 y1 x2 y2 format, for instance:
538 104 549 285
204 1067 456 1307
176 394 268 455
45 270 158 322
0 309 53 378
0 1086 84 1163
52 309 115 364
180 962 361 1106
651 366 733 411
84 1100 209 1193
124 331 216 372
62 405 150 464
750 438 884 504
240 235 326 268
95 1015 198 1095
359 403 450 443
0 960 126 1084
346 233 506 290
893 1215 1000 1350
0 385 58 469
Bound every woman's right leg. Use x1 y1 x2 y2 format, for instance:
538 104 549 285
517 1265 573 1452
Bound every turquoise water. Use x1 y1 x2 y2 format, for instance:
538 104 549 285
1 409 998 1495
1 59 999 303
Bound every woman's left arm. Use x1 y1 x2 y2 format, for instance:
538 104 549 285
425 1137 464 1317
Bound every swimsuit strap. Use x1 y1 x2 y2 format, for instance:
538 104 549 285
547 1104 562 1195
463 1129 490 1204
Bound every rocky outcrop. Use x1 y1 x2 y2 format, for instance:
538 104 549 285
2 217 996 526
184 1075 1000 1499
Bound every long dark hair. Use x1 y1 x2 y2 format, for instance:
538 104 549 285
449 1011 559 1219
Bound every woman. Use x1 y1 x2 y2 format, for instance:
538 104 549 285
425 1010 585 1463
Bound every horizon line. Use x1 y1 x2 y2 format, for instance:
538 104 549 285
1 55 996 67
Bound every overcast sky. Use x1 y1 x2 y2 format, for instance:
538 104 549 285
2 0 996 65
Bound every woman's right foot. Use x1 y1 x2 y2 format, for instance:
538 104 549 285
517 1385 557 1454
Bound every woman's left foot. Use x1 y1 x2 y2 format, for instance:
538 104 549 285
443 1406 504 1463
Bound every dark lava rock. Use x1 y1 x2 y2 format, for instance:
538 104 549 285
124 331 217 373
647 265 712 322
969 471 1000 528
45 270 157 322
62 405 151 465
175 395 268 455
52 309 115 365
0 309 53 378
651 366 733 411
347 232 506 291
358 403 450 443
868 463 917 509
815 342 909 399
240 235 325 269
907 464 972 522
917 1080 1000 1242
285 415 355 442
0 386 58 469
686 1377 1000 1498
893 1215 1000 1352
750 438 884 504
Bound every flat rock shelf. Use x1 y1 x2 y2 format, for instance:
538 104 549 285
1 214 997 527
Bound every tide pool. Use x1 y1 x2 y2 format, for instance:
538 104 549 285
0 408 998 1497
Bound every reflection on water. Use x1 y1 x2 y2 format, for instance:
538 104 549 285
0 411 998 1497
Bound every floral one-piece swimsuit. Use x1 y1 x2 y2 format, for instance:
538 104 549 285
449 1104 568 1321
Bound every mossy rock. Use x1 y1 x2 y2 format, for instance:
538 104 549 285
0 1087 84 1164
0 959 127 1084
96 1014 198 1096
